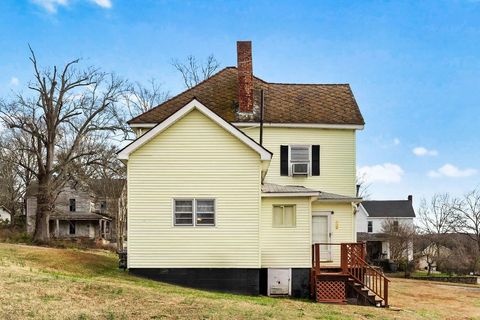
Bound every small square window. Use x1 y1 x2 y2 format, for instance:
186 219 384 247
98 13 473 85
174 200 194 226
196 200 215 226
273 205 296 227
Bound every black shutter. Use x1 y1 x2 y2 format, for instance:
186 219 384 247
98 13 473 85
280 145 289 176
312 145 320 176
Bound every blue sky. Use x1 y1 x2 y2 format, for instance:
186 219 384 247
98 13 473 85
1 0 479 204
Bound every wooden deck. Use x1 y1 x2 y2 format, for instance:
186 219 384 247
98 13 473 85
311 243 389 307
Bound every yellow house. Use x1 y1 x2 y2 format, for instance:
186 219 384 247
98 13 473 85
119 42 389 306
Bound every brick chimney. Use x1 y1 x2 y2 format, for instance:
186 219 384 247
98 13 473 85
237 41 254 113
408 195 413 202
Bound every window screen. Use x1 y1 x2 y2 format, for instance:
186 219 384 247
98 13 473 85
290 146 310 162
174 200 194 226
196 200 215 226
273 205 296 227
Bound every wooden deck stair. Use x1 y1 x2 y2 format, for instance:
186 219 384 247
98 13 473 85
311 243 389 308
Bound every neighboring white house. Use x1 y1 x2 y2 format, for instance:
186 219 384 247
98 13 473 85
0 206 12 224
356 196 415 261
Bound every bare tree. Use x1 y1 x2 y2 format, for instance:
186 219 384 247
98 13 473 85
172 55 220 88
356 173 371 199
417 193 462 235
417 193 462 274
124 79 170 118
456 189 480 250
0 132 36 226
454 188 480 271
382 219 416 276
0 47 127 242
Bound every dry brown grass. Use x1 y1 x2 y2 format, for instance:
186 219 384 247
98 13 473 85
0 243 479 320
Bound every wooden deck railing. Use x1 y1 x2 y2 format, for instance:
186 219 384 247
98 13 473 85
312 242 390 306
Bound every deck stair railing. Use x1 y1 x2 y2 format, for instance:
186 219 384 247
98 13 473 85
312 242 389 306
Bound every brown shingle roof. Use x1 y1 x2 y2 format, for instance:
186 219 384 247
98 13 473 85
128 67 365 125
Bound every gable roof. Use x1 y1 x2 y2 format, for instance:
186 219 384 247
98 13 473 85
26 179 126 198
128 67 364 126
118 98 273 161
361 200 416 218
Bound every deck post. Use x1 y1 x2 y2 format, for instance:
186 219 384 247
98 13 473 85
314 243 320 274
384 279 389 307
340 244 347 273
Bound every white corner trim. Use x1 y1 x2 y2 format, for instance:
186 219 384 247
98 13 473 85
358 203 369 217
232 122 364 130
118 99 272 161
261 192 320 197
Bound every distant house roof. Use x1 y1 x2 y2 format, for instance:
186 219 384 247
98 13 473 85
26 179 126 198
49 212 110 221
361 200 416 218
128 67 365 126
88 179 126 199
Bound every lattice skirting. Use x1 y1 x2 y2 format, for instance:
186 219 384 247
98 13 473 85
316 279 346 303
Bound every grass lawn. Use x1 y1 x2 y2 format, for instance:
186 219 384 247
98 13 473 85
1 243 479 319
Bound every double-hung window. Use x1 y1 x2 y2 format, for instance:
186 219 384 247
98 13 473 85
280 145 320 176
272 205 296 227
367 221 373 233
174 199 215 226
290 145 310 175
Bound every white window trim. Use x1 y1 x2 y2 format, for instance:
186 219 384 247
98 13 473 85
272 204 297 228
288 145 312 176
173 198 216 227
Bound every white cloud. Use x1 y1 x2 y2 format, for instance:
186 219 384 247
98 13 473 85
428 164 477 178
393 138 400 146
32 0 112 13
90 0 112 8
413 147 438 157
31 0 69 13
9 77 19 86
358 163 404 183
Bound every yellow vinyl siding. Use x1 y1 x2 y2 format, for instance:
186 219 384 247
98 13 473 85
241 127 356 197
127 109 261 268
312 201 356 266
260 197 312 268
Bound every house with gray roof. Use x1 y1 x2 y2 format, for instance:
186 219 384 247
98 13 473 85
26 179 124 241
356 196 416 262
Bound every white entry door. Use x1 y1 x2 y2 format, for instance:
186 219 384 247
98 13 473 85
312 214 331 261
